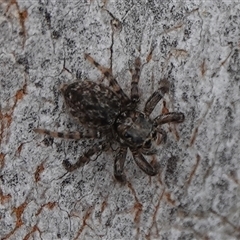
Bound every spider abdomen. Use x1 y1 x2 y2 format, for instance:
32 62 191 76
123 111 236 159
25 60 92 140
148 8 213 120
62 81 121 128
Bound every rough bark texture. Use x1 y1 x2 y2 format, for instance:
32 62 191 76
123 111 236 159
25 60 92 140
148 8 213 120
1 0 240 239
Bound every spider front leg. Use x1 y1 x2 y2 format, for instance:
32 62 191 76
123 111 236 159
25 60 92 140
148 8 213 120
132 151 158 176
130 57 141 104
144 79 170 116
63 143 104 172
34 128 101 139
156 128 167 144
114 146 127 183
154 112 185 125
84 54 131 106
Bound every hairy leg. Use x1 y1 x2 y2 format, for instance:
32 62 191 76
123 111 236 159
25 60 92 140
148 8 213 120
144 79 169 116
130 57 141 103
156 128 167 144
154 112 185 125
34 128 101 139
132 151 158 176
63 143 103 172
85 54 131 106
114 146 127 182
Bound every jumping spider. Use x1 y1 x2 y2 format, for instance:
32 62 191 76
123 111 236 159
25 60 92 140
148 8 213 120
35 54 184 182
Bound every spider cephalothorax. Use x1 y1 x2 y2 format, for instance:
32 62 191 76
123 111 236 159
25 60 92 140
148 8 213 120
35 54 184 182
114 110 156 152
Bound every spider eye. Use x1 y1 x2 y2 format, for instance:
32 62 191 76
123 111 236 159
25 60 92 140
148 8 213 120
144 139 152 148
139 113 144 118
124 132 130 138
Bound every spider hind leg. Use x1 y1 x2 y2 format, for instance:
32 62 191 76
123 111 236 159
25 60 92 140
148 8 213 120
130 57 141 104
34 128 101 140
84 53 131 106
63 143 103 172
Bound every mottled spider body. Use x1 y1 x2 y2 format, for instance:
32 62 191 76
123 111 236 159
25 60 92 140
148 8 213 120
62 80 121 128
35 54 184 182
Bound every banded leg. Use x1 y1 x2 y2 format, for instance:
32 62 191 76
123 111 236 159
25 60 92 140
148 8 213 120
130 57 141 103
34 128 101 140
156 128 167 144
84 54 131 106
114 146 127 182
132 151 158 176
144 79 170 116
154 112 185 125
63 143 103 172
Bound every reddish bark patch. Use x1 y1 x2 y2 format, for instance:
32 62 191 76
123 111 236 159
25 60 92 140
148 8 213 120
34 162 45 182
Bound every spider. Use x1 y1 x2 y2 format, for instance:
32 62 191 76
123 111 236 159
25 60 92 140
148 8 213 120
34 54 184 183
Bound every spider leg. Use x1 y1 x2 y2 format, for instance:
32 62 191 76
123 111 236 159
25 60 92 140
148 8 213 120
130 57 141 103
84 54 131 106
154 112 185 125
144 79 169 116
132 151 158 176
34 128 101 139
114 146 127 182
156 128 167 144
63 143 103 172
